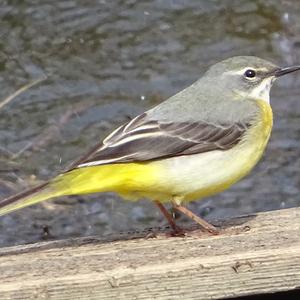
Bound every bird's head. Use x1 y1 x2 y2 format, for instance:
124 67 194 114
204 56 300 103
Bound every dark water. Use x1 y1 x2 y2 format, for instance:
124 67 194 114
0 0 299 247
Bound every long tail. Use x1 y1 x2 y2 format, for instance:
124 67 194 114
0 182 63 216
0 164 124 216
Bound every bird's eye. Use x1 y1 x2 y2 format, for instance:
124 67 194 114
244 69 256 78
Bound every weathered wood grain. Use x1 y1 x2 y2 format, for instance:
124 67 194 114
0 207 300 299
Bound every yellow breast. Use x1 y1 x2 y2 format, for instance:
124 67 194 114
245 99 273 149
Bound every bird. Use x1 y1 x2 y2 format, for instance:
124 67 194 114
1 56 299 234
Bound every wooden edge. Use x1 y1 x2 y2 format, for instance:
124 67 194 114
0 207 299 300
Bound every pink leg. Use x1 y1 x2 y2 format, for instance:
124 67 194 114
172 201 219 235
154 201 181 233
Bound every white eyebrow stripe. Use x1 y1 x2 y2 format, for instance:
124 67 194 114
226 68 249 75
226 67 269 75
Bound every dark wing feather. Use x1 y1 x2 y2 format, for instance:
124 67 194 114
70 113 250 169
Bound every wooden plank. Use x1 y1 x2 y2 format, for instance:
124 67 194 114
0 207 300 299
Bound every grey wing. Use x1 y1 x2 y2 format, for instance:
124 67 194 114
70 112 249 169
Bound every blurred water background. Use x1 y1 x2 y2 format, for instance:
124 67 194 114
0 0 299 247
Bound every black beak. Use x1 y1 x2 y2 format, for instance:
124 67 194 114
274 65 300 77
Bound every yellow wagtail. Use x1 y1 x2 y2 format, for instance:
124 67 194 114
1 56 299 234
